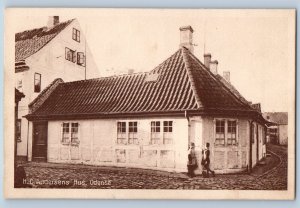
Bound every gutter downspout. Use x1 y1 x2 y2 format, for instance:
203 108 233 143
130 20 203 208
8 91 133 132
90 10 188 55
185 110 191 147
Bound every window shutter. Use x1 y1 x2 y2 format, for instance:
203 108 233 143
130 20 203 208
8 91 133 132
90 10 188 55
72 51 76 63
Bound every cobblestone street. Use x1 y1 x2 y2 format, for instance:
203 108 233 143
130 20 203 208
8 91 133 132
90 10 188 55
19 144 287 190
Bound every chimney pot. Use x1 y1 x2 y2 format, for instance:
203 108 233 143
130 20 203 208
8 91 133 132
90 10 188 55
223 71 231 83
128 69 134 74
210 60 218 74
47 16 59 28
179 25 194 53
204 53 211 69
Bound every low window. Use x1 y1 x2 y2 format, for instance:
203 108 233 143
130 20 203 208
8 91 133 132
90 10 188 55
62 123 70 144
128 122 138 144
61 122 79 145
65 47 76 63
227 120 237 145
215 120 225 145
151 121 160 144
163 121 173 144
77 52 85 66
16 119 21 142
34 73 41 93
117 122 126 144
71 123 79 145
72 28 80 42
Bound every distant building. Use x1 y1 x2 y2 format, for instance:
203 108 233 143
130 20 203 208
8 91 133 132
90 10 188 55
15 16 99 159
25 25 267 173
263 112 288 145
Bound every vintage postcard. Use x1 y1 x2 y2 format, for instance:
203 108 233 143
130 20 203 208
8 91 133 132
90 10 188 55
4 8 295 199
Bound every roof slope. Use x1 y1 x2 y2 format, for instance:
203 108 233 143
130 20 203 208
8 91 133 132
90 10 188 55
263 112 288 125
28 47 255 119
15 19 74 62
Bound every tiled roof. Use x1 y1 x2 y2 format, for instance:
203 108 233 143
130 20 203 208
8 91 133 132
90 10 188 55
263 112 288 125
15 19 74 62
27 47 257 119
215 74 249 105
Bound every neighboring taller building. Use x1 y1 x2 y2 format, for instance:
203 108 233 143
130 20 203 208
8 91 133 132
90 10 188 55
15 16 99 159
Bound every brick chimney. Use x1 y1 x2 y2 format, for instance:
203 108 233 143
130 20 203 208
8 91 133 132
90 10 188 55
210 60 218 74
128 69 134 74
47 16 59 28
179 26 194 53
204 53 211 69
223 71 230 83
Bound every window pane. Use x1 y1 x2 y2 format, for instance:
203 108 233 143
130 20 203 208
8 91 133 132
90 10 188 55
34 73 41 93
129 122 137 133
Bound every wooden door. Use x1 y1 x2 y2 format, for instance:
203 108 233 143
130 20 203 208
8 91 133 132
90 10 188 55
33 122 48 161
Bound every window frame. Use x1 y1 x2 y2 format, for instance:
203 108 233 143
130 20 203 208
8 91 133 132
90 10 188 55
151 121 161 144
34 73 41 93
65 47 76 63
117 121 127 145
61 122 80 145
214 118 238 146
128 121 138 145
72 28 80 42
163 120 173 145
77 52 86 66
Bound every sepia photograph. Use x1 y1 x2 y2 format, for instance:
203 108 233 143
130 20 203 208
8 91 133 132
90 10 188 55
5 8 295 199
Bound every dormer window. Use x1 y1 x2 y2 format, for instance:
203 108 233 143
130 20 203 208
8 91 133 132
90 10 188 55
65 47 76 63
72 28 80 42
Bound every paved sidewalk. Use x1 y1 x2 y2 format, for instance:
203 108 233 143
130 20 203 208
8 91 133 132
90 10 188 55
18 144 287 190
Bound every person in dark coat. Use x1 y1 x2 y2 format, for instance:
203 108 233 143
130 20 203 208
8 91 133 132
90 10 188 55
187 142 197 177
201 143 215 177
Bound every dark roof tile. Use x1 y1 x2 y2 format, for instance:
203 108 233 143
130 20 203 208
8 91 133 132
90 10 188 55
15 19 74 62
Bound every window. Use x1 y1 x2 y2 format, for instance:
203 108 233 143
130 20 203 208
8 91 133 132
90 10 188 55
16 119 21 142
65 47 76 63
215 120 225 145
77 52 85 66
215 119 238 146
117 122 126 144
71 123 79 145
227 120 237 145
151 121 160 144
61 122 79 145
163 121 173 144
72 28 80 42
34 73 41 93
128 122 138 144
62 123 70 143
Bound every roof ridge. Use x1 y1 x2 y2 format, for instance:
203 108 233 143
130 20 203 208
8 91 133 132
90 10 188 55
63 49 184 85
15 19 75 39
63 71 147 85
180 47 202 109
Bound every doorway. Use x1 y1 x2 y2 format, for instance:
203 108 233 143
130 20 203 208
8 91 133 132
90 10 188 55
32 122 48 161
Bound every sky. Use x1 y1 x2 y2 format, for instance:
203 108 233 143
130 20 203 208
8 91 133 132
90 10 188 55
10 9 295 112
